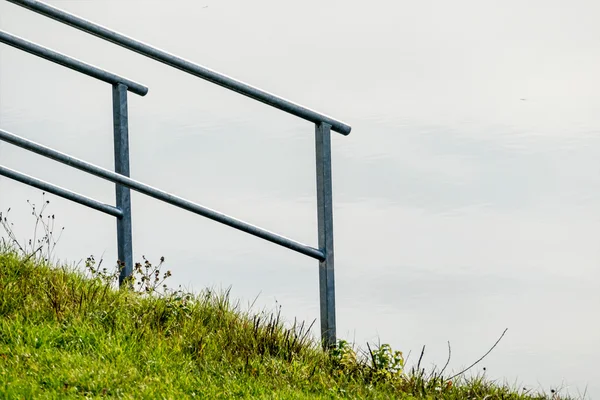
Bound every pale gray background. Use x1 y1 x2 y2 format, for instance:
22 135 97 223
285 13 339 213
1 0 598 397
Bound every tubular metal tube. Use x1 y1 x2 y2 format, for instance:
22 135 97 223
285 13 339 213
112 83 134 284
0 30 148 96
0 129 325 261
0 164 123 218
315 122 336 349
6 0 350 135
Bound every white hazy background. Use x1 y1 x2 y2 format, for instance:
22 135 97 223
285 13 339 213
1 0 599 397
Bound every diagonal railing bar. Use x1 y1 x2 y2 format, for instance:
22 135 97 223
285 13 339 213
1 0 351 348
0 165 123 218
0 128 326 261
0 30 148 96
6 0 350 135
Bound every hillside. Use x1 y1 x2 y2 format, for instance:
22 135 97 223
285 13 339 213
0 247 571 399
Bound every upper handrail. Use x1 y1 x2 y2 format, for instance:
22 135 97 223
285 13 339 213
6 0 351 135
0 30 148 96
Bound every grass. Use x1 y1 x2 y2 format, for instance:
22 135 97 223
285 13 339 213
0 249 574 399
0 199 576 399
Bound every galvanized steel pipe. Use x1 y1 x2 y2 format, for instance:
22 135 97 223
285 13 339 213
0 165 124 218
0 30 148 96
0 129 326 261
6 0 350 135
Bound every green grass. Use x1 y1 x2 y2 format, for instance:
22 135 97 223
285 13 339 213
0 249 572 399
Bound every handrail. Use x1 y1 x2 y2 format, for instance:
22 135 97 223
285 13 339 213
6 0 351 135
0 128 326 261
1 0 347 348
0 30 148 96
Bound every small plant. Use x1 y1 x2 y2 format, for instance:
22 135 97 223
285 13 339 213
328 330 516 395
85 253 179 296
84 255 116 286
331 339 358 370
0 193 64 263
366 342 405 381
330 339 407 385
129 255 172 295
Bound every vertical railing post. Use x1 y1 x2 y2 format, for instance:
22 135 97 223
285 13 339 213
112 83 134 285
315 122 336 349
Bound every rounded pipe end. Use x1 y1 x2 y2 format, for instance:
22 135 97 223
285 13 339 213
127 83 149 97
336 124 352 136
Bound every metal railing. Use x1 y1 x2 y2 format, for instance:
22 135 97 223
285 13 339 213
0 0 351 348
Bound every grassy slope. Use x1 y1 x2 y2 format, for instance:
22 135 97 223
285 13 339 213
0 250 566 399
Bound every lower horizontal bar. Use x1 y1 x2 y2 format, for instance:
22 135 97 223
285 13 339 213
0 129 325 261
0 164 123 218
